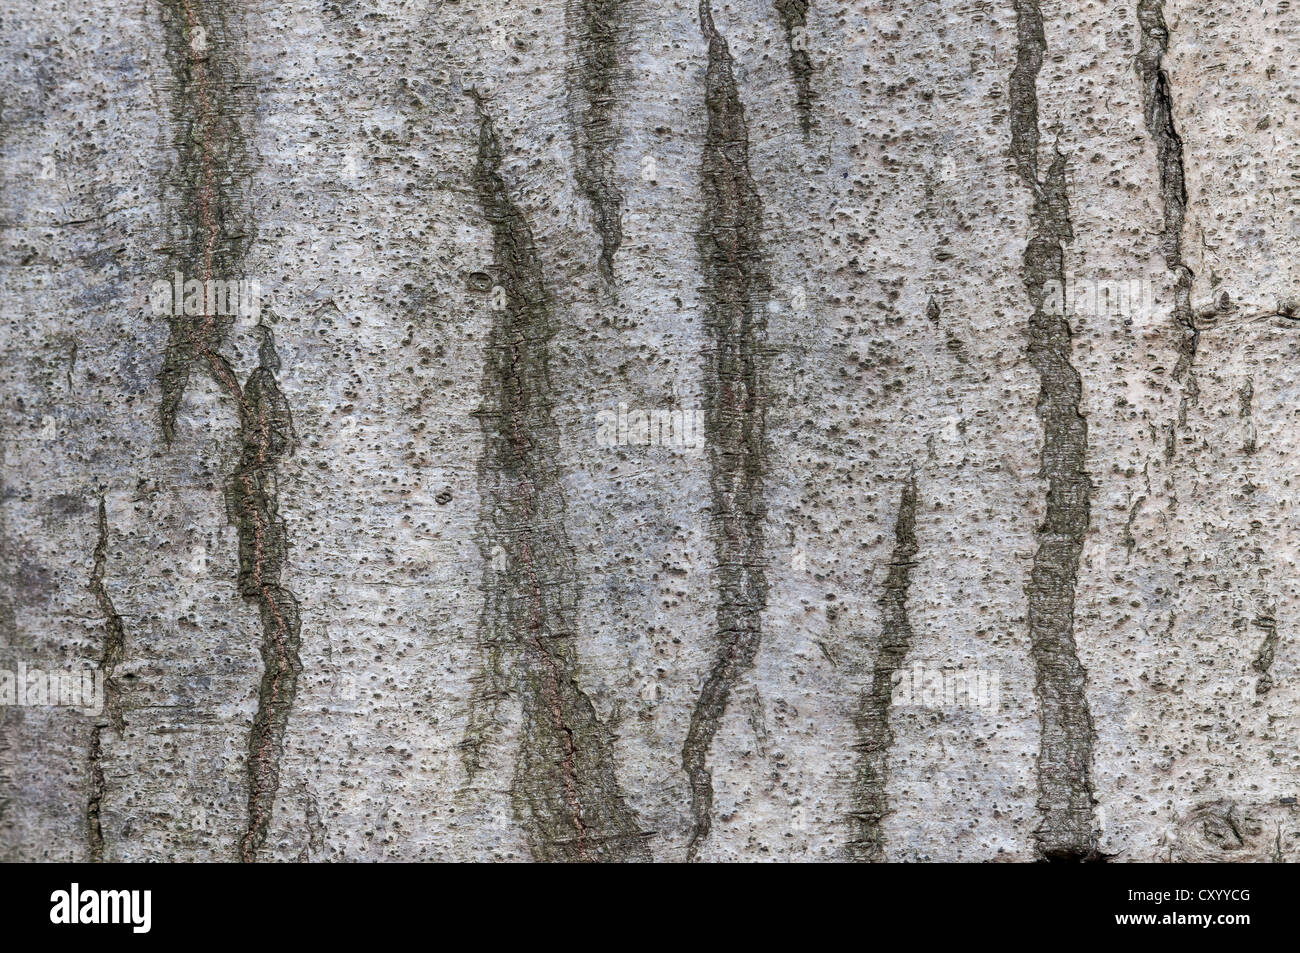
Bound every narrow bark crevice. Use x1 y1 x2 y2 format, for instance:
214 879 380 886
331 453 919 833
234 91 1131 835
849 475 918 862
156 0 255 442
1135 0 1197 385
566 0 629 280
86 495 125 863
293 783 327 862
681 1 772 862
1251 615 1278 695
773 0 815 138
156 0 303 863
229 325 301 863
465 97 649 862
1009 0 1101 862
1239 379 1256 455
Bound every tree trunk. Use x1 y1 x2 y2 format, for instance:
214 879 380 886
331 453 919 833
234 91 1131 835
1 0 1297 862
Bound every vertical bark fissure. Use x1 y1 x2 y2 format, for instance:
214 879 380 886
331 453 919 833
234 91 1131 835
157 0 253 442
566 0 628 280
1251 615 1278 695
849 475 918 861
1135 0 1197 389
1238 379 1256 455
467 97 648 862
157 0 302 863
86 495 125 863
773 0 815 138
681 1 772 862
230 326 301 863
1009 0 1100 862
0 443 11 860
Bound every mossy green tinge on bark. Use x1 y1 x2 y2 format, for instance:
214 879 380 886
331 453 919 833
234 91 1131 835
464 97 648 862
1009 0 1100 862
681 1 772 862
849 475 918 862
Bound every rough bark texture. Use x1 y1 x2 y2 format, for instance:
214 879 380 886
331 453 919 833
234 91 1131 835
2 0 1298 862
849 474 917 861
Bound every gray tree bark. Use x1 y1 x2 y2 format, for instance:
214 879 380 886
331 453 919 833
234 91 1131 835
1 0 1297 861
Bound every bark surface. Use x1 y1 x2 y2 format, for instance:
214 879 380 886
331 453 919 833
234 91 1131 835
2 0 1298 862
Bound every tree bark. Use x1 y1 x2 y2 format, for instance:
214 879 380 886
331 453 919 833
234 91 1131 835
1 0 1297 861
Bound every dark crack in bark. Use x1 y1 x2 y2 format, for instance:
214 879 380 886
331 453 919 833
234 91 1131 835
0 446 12 858
1251 614 1278 695
156 0 255 441
1239 379 1256 454
681 1 772 862
848 475 917 862
157 1 302 863
566 0 630 280
1009 0 1100 862
1135 0 1197 387
465 97 649 862
86 495 125 863
228 325 301 863
774 0 815 138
